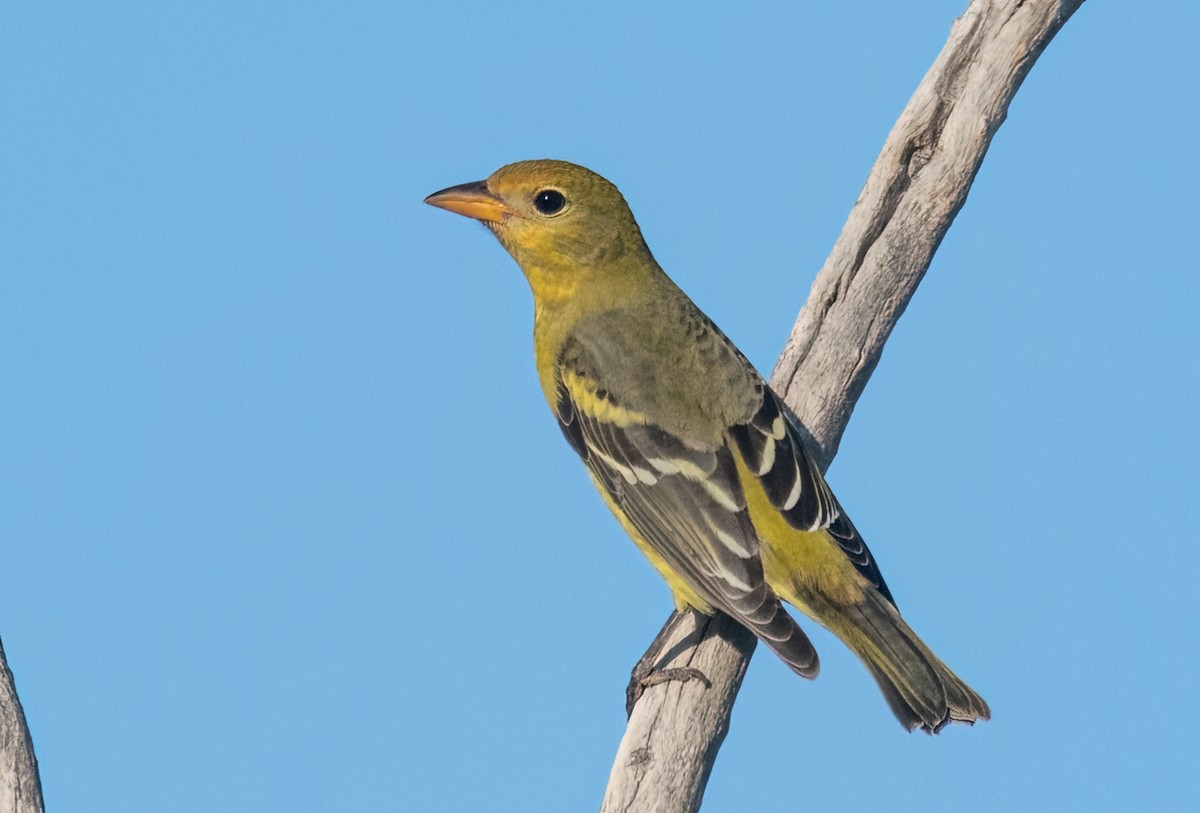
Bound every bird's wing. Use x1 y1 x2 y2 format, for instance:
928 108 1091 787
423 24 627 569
554 363 818 677
728 384 896 605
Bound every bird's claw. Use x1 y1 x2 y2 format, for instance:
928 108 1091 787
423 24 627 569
625 665 711 717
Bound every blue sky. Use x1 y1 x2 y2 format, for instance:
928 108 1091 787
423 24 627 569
3 2 1198 810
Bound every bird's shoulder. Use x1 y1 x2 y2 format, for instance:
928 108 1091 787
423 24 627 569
552 291 763 445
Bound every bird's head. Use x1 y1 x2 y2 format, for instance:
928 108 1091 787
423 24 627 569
425 160 654 303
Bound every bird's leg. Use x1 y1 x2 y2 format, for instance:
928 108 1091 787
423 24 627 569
625 610 712 717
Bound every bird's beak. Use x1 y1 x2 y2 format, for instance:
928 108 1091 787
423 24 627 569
424 180 511 224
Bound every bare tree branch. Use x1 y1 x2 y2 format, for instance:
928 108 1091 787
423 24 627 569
601 1 1086 810
0 638 44 813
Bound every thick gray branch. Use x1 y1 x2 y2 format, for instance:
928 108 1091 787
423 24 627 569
0 638 44 813
601 1 1085 811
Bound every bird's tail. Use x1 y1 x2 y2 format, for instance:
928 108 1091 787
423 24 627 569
800 587 990 733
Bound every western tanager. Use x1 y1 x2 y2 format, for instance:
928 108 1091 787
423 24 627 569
425 159 989 732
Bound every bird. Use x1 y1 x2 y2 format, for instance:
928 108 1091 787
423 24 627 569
425 159 989 733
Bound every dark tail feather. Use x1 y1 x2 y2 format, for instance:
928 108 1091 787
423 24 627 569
835 589 990 733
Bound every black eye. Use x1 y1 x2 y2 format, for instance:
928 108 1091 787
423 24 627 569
532 189 567 215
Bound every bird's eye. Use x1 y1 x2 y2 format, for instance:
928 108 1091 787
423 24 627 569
532 189 567 216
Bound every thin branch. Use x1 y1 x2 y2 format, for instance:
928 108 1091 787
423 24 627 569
0 637 44 813
601 1 1085 810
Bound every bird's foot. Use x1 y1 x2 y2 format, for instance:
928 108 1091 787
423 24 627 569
625 663 711 717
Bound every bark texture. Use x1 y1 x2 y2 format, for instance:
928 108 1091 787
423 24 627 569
601 1 1085 811
0 638 43 813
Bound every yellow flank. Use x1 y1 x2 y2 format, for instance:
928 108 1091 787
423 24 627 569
589 472 715 613
560 368 648 427
731 447 866 611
